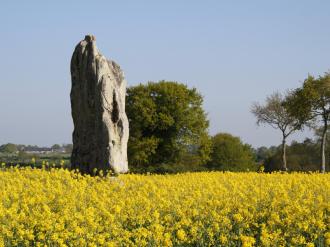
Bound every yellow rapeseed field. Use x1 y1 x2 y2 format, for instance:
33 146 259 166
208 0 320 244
0 167 329 246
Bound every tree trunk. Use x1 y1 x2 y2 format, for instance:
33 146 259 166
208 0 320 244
281 136 287 171
320 121 327 173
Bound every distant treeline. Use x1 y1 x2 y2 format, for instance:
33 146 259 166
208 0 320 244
2 135 328 173
0 143 71 168
255 137 329 172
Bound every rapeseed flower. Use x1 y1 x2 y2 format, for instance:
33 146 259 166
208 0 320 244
0 168 328 246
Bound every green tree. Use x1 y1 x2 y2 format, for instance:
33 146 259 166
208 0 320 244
0 143 18 153
251 92 301 171
254 146 277 163
18 151 29 163
265 138 320 172
126 81 211 172
207 133 257 171
51 144 61 150
286 72 330 173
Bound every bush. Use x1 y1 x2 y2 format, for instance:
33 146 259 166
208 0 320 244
208 133 257 171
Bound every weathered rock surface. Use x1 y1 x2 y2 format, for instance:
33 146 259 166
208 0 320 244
70 35 129 174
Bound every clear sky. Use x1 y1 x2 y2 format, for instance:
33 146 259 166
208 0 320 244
0 1 329 147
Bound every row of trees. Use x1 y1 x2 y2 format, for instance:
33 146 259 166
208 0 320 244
256 135 330 172
0 143 73 154
0 143 72 167
251 71 330 173
126 81 257 173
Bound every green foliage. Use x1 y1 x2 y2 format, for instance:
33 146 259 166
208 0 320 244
0 143 18 153
286 72 330 172
127 136 159 167
208 133 257 171
286 73 330 125
18 151 29 159
264 138 323 172
51 144 61 150
126 81 211 172
254 146 277 163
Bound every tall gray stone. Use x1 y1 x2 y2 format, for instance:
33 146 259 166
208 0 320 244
70 35 129 174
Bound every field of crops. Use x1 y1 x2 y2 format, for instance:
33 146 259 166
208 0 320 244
0 167 329 246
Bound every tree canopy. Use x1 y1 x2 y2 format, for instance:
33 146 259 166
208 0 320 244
286 72 330 172
126 81 211 172
207 133 257 171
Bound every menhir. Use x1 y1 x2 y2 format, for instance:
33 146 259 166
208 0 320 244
70 35 129 175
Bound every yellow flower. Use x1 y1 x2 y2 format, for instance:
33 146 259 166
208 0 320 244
220 234 228 244
233 213 243 222
0 169 328 246
163 232 172 246
240 235 256 247
325 232 330 246
176 229 186 241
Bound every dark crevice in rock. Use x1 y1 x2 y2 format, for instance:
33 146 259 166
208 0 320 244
111 90 119 123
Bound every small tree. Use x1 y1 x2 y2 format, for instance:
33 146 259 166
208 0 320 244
207 133 256 171
251 92 300 171
286 73 330 173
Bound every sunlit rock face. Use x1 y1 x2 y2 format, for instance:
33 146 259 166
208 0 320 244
70 35 129 174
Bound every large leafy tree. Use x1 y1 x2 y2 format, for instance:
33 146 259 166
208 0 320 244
251 92 301 171
207 133 257 171
286 72 330 173
126 81 211 171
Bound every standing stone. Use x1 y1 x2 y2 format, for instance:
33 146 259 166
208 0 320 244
70 35 129 174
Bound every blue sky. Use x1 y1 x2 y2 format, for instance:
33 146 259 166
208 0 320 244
0 1 329 147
